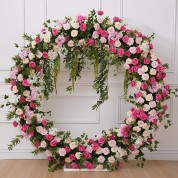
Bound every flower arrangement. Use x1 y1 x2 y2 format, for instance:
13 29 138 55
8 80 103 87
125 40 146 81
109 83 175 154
1 10 177 171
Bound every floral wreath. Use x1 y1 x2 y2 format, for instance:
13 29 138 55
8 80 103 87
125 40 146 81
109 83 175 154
1 10 177 171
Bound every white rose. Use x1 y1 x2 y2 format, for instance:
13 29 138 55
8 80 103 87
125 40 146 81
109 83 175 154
17 74 23 82
145 94 153 101
141 41 149 52
142 123 150 130
126 58 132 64
138 121 144 127
127 110 132 117
129 47 136 54
133 126 141 132
136 37 142 44
135 138 143 146
15 108 23 115
141 65 148 72
23 90 30 97
31 41 36 49
108 140 116 147
115 22 122 30
96 164 103 170
98 155 105 163
108 156 115 164
75 152 81 159
58 148 66 156
136 81 141 88
53 45 60 52
151 54 157 61
86 146 93 153
149 109 157 117
150 68 157 75
28 53 35 60
142 73 149 81
107 19 113 25
65 157 72 163
71 30 78 37
143 104 150 111
49 128 58 136
12 86 18 93
36 51 43 58
126 118 135 125
48 50 58 60
69 142 76 149
114 40 121 47
118 147 127 157
44 35 51 43
151 61 158 68
23 58 29 64
143 130 151 137
107 27 115 34
96 147 102 154
40 141 47 148
63 23 70 30
102 147 110 155
72 22 79 29
124 63 130 69
94 23 100 30
111 146 118 153
149 101 156 108
100 37 107 43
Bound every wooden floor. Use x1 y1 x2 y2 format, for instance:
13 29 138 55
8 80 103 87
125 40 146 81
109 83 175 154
0 160 178 178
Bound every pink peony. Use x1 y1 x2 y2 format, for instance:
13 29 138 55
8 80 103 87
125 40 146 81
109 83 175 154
52 28 58 36
113 16 120 22
124 50 131 57
109 47 116 54
87 39 94 46
13 121 18 127
35 37 41 43
108 39 115 46
85 162 93 169
50 139 57 147
132 58 139 65
97 10 104 15
149 77 156 85
45 134 53 141
42 119 47 126
80 23 87 31
144 58 150 64
101 30 108 37
42 51 49 59
117 48 124 57
22 79 30 87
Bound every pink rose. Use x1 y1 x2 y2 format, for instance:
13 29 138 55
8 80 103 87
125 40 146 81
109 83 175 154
41 28 46 34
65 146 71 153
78 145 85 152
22 79 30 87
69 154 76 161
45 134 53 141
149 77 156 85
96 28 102 35
35 37 41 43
164 84 170 91
124 50 131 57
156 93 162 101
35 66 41 72
136 92 143 98
13 121 18 127
163 105 168 111
132 58 138 65
109 47 116 54
85 162 93 169
121 25 126 31
141 82 148 90
97 10 104 15
136 46 141 53
131 80 137 87
149 43 153 49
87 39 94 46
129 145 135 151
80 23 87 31
157 65 164 72
156 72 162 80
162 72 166 78
47 157 52 161
92 143 99 151
157 112 163 119
117 48 124 57
144 58 150 64
30 102 36 109
147 138 152 143
98 137 105 145
117 162 123 169
22 124 28 132
162 89 168 97
42 51 49 59
83 151 92 159
101 30 108 37
122 35 129 43
108 39 115 46
71 162 79 169
50 139 57 147
52 28 58 36
113 16 120 22
42 119 47 126
35 141 41 148
89 139 94 144
109 135 115 140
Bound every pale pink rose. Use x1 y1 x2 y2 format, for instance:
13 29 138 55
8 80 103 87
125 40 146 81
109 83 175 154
86 146 93 153
108 140 116 147
149 109 157 117
124 63 130 69
67 40 74 47
97 17 104 23
107 27 115 34
137 97 144 104
102 147 110 155
98 155 105 163
142 73 149 80
23 90 30 97
151 61 158 68
54 136 61 142
129 47 136 54
63 23 70 30
138 68 144 75
22 58 29 64
15 108 23 115
92 31 99 39
108 156 115 163
100 37 107 43
127 38 134 46
58 148 66 156
45 150 52 157
149 101 156 108
17 74 23 81
79 39 86 46
138 121 144 127
40 141 47 148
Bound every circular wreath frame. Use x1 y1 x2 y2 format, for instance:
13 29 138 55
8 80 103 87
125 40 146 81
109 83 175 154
1 10 176 171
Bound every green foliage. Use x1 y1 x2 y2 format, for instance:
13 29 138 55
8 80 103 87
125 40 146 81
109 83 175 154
8 135 23 151
53 55 60 94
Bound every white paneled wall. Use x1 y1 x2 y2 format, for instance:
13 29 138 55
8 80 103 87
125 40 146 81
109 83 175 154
0 0 178 159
